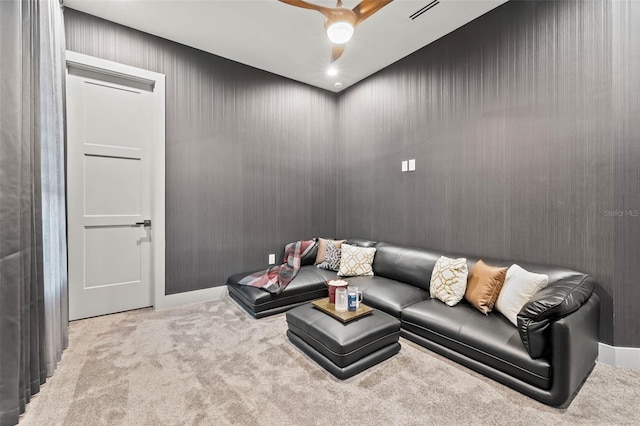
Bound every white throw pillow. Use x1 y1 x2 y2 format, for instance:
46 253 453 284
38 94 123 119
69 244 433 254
429 256 469 306
496 264 549 326
338 244 376 277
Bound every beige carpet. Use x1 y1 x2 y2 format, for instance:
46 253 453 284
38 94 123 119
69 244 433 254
20 296 640 425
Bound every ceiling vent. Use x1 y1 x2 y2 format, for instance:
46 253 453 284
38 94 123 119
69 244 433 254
408 0 440 21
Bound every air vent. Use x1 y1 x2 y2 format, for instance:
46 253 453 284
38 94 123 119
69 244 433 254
408 0 439 20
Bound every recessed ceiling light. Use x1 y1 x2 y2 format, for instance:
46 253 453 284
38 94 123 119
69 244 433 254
334 82 343 89
327 67 338 76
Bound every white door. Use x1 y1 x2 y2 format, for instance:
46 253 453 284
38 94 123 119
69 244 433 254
66 57 160 320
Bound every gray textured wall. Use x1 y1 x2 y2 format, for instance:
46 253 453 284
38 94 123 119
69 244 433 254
337 0 640 346
65 9 338 296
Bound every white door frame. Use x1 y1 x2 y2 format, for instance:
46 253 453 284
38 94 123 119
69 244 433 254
66 51 166 310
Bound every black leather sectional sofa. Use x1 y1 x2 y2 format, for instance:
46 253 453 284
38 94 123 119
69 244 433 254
227 239 600 407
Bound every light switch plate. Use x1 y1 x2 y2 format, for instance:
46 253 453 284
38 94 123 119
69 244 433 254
402 160 408 172
268 253 276 264
408 159 416 171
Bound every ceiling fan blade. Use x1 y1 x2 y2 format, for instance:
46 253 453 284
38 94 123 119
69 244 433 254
352 0 394 25
331 44 346 63
278 0 334 18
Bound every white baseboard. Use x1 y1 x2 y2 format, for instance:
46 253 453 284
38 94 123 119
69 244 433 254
155 286 228 309
599 343 640 369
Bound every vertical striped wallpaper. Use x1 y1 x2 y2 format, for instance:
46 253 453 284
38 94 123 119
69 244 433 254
338 0 640 346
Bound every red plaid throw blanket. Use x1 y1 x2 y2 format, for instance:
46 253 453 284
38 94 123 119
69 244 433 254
238 240 315 295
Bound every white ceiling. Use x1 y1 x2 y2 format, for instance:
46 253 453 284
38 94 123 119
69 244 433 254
63 0 508 93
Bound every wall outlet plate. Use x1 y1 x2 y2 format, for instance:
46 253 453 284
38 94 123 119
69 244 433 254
268 253 276 264
402 160 408 172
409 159 416 171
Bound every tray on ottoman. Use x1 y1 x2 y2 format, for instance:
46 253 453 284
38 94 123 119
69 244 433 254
286 303 401 380
311 297 373 323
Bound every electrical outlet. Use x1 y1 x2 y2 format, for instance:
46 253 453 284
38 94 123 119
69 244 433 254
409 159 416 171
268 253 276 265
402 160 408 172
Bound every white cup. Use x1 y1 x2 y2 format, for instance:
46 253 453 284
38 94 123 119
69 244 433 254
335 287 348 312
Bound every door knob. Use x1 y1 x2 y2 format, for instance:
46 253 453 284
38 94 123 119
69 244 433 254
134 219 152 227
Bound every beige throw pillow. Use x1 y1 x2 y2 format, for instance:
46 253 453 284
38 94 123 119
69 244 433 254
429 256 469 306
496 264 549 326
338 244 376 277
315 238 346 265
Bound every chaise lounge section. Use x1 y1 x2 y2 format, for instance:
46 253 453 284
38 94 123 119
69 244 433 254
226 239 600 407
226 242 338 318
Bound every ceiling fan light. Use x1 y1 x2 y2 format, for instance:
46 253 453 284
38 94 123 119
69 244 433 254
326 22 354 44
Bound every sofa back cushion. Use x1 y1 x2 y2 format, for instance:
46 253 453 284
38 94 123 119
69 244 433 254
282 240 318 266
300 240 318 266
345 239 378 248
372 243 441 291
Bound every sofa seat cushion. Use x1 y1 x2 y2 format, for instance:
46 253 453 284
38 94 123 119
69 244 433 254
401 299 551 390
313 267 342 281
345 276 430 317
227 266 335 314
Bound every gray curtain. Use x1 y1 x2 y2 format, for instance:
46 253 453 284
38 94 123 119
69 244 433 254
39 0 69 376
0 1 67 425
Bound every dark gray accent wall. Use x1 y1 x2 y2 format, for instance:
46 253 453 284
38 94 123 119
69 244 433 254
65 9 338 295
338 0 640 346
611 0 640 348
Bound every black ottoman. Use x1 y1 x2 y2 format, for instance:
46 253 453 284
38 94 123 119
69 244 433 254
286 303 401 380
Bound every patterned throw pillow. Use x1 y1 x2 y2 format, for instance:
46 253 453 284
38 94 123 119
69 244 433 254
338 244 376 277
317 240 342 271
314 238 346 265
429 256 469 306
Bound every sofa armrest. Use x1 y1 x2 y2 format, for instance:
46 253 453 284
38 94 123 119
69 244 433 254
517 274 595 358
546 294 600 406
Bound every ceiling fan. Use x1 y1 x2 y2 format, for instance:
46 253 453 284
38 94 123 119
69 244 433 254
279 0 394 63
